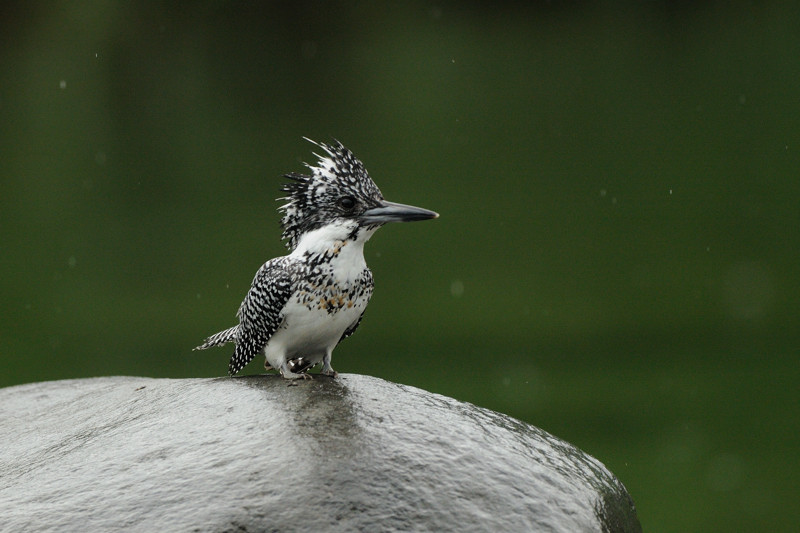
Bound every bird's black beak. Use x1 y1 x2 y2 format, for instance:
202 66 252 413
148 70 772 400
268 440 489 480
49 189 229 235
360 200 439 224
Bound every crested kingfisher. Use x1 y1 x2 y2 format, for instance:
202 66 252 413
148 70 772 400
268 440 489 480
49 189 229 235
195 139 438 379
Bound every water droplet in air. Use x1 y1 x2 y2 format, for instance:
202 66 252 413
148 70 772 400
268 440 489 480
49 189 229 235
450 280 464 297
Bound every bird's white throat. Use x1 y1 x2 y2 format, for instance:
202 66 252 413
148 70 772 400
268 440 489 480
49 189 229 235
292 220 377 256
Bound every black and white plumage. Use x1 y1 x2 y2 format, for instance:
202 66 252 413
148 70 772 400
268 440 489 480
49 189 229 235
195 139 438 379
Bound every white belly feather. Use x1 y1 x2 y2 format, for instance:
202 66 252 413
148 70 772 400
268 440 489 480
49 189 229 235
263 297 365 368
262 230 374 372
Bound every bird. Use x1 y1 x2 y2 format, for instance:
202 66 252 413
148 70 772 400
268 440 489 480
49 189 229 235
195 138 438 379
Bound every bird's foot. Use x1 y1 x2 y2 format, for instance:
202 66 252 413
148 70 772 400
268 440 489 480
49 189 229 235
280 365 313 382
320 366 338 378
285 373 313 386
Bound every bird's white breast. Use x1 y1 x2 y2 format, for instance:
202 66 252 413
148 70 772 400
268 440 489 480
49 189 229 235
263 233 373 368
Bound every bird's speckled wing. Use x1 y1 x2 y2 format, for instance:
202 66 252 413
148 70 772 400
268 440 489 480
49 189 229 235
228 257 294 376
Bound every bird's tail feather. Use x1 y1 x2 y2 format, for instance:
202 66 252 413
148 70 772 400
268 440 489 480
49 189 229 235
194 325 239 350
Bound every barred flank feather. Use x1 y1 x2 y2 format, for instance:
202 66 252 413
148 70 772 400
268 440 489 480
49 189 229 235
228 331 269 376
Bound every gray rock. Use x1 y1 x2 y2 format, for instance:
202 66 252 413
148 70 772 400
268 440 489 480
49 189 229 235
0 375 641 532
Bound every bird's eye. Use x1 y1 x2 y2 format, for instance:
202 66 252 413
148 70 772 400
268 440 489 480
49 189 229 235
337 196 356 211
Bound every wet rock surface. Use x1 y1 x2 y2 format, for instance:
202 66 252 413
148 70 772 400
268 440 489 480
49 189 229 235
0 374 641 532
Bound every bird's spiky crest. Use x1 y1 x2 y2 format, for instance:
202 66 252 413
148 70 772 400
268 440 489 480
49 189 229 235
279 139 384 250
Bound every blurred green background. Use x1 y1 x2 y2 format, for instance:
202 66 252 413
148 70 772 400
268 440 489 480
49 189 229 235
2 1 798 531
